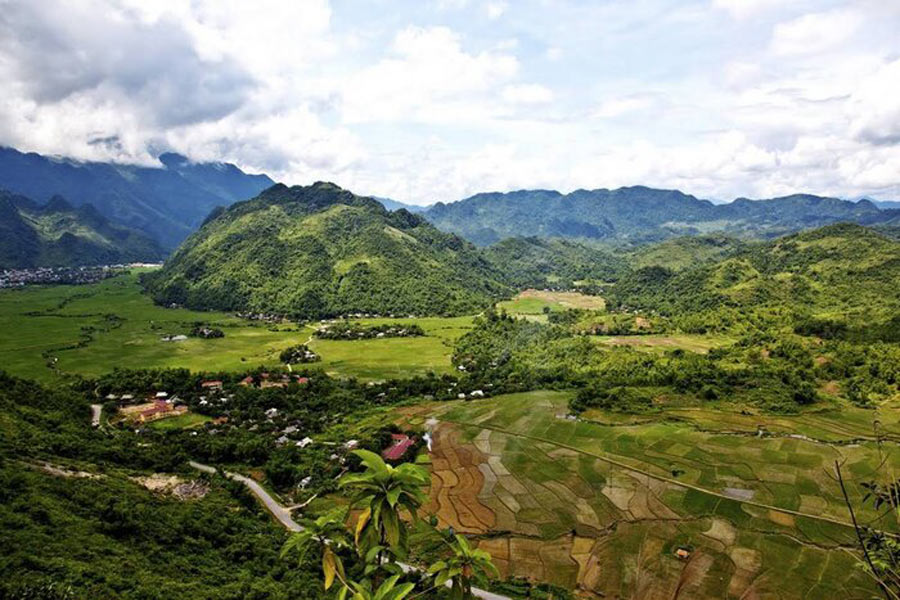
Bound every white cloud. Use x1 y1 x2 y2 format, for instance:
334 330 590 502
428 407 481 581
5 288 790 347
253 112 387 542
341 26 518 123
712 0 786 20
0 0 899 205
770 9 863 56
502 84 554 105
592 95 655 119
486 1 508 19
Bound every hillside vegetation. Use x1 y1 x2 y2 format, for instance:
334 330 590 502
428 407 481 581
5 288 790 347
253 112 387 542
144 182 510 318
0 191 165 268
425 186 900 245
607 224 900 334
482 236 626 288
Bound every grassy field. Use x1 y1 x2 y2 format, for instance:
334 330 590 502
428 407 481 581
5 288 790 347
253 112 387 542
0 273 472 382
400 391 895 598
498 289 606 315
308 316 473 380
146 412 212 430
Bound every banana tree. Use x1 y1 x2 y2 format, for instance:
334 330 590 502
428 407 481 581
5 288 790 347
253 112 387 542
428 534 500 600
339 449 429 555
338 574 416 600
281 508 351 592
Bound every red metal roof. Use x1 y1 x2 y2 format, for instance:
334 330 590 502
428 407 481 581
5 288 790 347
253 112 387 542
382 434 416 461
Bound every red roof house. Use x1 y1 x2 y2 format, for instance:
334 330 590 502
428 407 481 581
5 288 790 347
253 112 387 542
382 434 416 461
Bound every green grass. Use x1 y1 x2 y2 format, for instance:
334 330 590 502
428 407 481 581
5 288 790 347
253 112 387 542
0 272 473 382
423 390 885 596
146 413 212 430
308 316 473 380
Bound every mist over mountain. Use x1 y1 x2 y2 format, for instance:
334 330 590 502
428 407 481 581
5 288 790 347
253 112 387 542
0 147 273 250
0 190 165 268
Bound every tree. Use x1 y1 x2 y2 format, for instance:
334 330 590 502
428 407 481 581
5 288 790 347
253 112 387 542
281 508 351 592
339 450 429 555
428 534 500 600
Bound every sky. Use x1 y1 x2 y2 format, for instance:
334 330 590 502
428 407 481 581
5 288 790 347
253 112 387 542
0 0 898 205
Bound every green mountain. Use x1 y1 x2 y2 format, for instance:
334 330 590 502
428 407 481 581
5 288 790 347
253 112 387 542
425 187 898 245
607 223 900 325
483 237 627 288
0 190 165 268
144 182 510 317
0 147 273 249
623 234 746 271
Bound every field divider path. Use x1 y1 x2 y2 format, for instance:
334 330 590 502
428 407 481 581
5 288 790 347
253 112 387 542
188 461 510 600
440 419 891 534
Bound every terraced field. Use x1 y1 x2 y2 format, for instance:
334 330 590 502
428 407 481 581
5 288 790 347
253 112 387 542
404 391 898 598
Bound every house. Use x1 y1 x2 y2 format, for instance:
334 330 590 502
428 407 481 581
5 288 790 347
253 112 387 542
344 439 359 450
295 376 309 385
120 394 135 404
283 425 299 435
276 435 290 445
457 393 466 400
265 407 278 419
296 437 314 448
383 434 416 461
201 380 223 390
155 391 168 399
105 393 118 401
299 476 312 489
470 390 485 398
239 376 254 387
675 547 691 560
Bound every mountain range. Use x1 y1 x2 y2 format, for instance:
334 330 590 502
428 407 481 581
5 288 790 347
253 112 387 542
143 182 510 317
424 187 900 246
0 147 273 249
0 191 165 268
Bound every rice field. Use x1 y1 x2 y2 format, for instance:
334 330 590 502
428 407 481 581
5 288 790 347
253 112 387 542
409 391 897 598
0 273 473 382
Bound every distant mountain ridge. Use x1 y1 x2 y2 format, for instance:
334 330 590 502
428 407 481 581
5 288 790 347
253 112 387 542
0 147 274 249
425 187 900 246
0 190 165 268
143 182 510 317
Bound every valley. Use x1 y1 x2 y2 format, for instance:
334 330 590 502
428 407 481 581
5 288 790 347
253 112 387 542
3 218 899 598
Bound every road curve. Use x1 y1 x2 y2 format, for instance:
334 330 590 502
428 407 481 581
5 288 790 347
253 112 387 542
188 460 509 600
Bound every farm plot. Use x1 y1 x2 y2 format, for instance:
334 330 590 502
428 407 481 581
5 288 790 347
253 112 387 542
308 316 473 380
419 391 889 598
498 289 606 314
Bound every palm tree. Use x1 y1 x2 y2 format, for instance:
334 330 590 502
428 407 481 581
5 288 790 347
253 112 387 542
339 449 429 554
428 534 500 600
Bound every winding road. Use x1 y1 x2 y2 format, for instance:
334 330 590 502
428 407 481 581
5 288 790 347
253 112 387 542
188 461 509 600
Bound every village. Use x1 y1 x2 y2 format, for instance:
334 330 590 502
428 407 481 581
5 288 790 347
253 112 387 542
101 372 426 497
0 265 126 288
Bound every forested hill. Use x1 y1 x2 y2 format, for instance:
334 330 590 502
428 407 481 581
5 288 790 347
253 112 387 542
606 223 900 334
424 186 900 246
0 190 165 268
0 147 273 249
143 182 510 317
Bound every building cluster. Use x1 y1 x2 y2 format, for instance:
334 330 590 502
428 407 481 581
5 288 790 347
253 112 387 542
109 391 188 424
0 266 126 288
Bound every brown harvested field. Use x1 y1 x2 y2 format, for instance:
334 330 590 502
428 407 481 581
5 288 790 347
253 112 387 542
427 425 495 533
